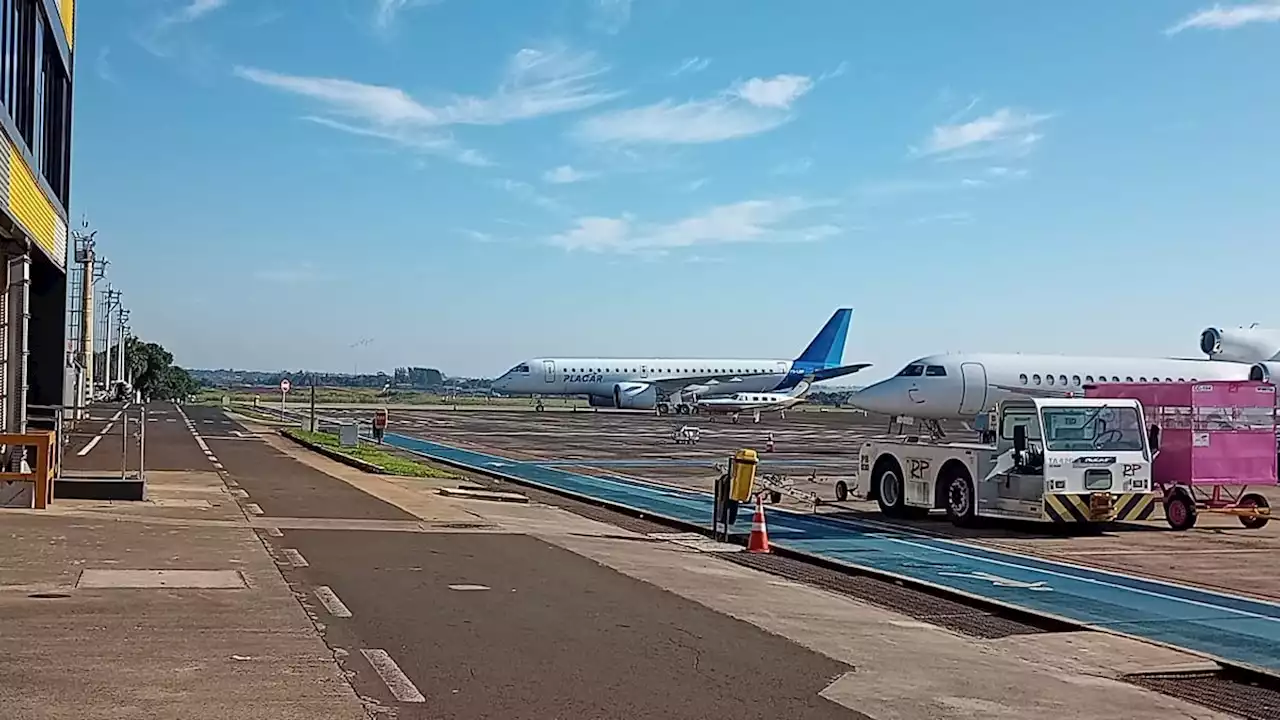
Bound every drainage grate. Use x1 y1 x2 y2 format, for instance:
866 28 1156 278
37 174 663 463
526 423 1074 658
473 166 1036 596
724 552 1062 640
1126 670 1280 720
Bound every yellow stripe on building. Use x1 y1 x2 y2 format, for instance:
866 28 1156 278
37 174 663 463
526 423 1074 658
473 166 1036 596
59 0 75 48
7 139 62 268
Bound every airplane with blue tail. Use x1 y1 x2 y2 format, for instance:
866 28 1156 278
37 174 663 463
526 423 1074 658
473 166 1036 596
490 308 870 412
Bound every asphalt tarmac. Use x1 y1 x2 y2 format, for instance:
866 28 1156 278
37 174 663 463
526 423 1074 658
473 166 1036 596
180 405 866 719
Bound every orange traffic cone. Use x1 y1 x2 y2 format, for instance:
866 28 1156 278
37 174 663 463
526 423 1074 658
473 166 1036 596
747 496 770 553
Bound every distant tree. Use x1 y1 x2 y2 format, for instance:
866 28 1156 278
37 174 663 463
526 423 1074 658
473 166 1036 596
123 336 201 401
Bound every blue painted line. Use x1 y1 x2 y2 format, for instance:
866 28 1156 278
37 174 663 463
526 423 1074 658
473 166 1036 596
382 431 1280 674
533 458 850 467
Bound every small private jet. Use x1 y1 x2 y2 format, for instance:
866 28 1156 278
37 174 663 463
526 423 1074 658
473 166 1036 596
693 379 813 423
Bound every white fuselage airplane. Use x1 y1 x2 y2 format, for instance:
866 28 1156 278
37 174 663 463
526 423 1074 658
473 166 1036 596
850 352 1259 421
489 309 870 410
694 380 812 423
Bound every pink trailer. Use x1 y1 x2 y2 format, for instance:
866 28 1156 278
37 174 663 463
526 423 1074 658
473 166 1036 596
1085 381 1277 530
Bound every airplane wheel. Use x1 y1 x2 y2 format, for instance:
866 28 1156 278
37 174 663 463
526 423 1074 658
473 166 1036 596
834 480 849 503
770 491 782 504
677 404 690 415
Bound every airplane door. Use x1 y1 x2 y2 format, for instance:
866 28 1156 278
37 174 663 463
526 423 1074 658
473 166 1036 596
959 362 988 416
543 360 556 383
641 365 649 379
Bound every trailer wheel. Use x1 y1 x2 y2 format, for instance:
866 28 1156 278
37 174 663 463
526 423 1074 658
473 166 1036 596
942 468 977 527
874 460 906 517
1164 490 1198 531
770 491 783 504
1238 493 1270 530
834 480 849 503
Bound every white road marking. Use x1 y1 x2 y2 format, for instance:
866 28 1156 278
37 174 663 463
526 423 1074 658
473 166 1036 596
231 488 248 498
447 584 490 591
265 527 283 537
359 649 425 703
245 503 263 515
282 549 309 567
314 586 353 617
76 408 125 456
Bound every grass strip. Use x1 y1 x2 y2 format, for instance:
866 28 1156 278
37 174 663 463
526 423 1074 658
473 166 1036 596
283 428 457 479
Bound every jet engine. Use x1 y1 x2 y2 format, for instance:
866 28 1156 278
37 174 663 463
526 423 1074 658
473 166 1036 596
587 395 615 408
1249 362 1280 384
1200 326 1280 363
612 382 658 409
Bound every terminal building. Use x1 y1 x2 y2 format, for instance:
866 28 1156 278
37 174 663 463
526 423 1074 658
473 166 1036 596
0 0 75 435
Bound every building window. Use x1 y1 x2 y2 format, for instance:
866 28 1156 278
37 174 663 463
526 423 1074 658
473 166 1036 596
0 0 71 205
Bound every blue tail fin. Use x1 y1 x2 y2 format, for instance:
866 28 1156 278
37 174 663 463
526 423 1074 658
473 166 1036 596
794 309 852 368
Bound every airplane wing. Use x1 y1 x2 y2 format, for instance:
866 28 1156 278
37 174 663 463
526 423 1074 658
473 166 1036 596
645 373 752 394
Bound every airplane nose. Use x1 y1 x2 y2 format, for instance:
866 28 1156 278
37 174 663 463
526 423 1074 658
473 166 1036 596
848 381 896 415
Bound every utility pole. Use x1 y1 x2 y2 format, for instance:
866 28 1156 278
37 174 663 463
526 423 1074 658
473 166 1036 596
100 286 120 392
117 315 130 387
73 230 98 416
115 307 129 389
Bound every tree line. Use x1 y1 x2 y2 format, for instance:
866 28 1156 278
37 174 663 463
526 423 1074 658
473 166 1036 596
122 337 202 401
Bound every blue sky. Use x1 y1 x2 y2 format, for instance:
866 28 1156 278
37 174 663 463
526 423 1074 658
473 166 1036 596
72 0 1280 381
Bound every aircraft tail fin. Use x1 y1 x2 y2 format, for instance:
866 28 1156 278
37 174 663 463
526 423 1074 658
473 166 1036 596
794 309 852 368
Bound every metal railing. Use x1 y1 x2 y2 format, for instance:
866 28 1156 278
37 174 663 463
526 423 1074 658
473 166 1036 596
29 403 146 484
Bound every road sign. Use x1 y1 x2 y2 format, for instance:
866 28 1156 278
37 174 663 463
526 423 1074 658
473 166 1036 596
280 379 291 394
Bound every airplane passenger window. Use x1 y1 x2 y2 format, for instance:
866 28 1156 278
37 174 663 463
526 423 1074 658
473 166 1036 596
1178 378 1185 382
925 365 947 376
1058 375 1068 386
1033 374 1042 385
1019 373 1028 385
1086 375 1094 383
1165 377 1173 383
1139 377 1147 383
1072 375 1081 386
897 365 925 377
1111 376 1120 382
1125 376 1134 382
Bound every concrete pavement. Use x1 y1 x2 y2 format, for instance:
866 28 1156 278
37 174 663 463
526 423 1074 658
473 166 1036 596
0 462 366 719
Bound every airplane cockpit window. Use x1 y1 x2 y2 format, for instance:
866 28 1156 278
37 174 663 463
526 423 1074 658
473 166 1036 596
511 364 530 374
897 364 925 377
924 365 947 377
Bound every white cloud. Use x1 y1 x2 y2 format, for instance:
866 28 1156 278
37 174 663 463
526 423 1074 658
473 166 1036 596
1166 1 1280 34
96 47 118 83
548 197 839 255
909 211 974 226
591 0 633 34
671 57 711 76
375 0 439 29
733 75 813 109
168 0 228 24
543 165 595 184
574 73 814 145
496 179 568 213
912 107 1052 160
236 46 618 165
773 157 813 175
